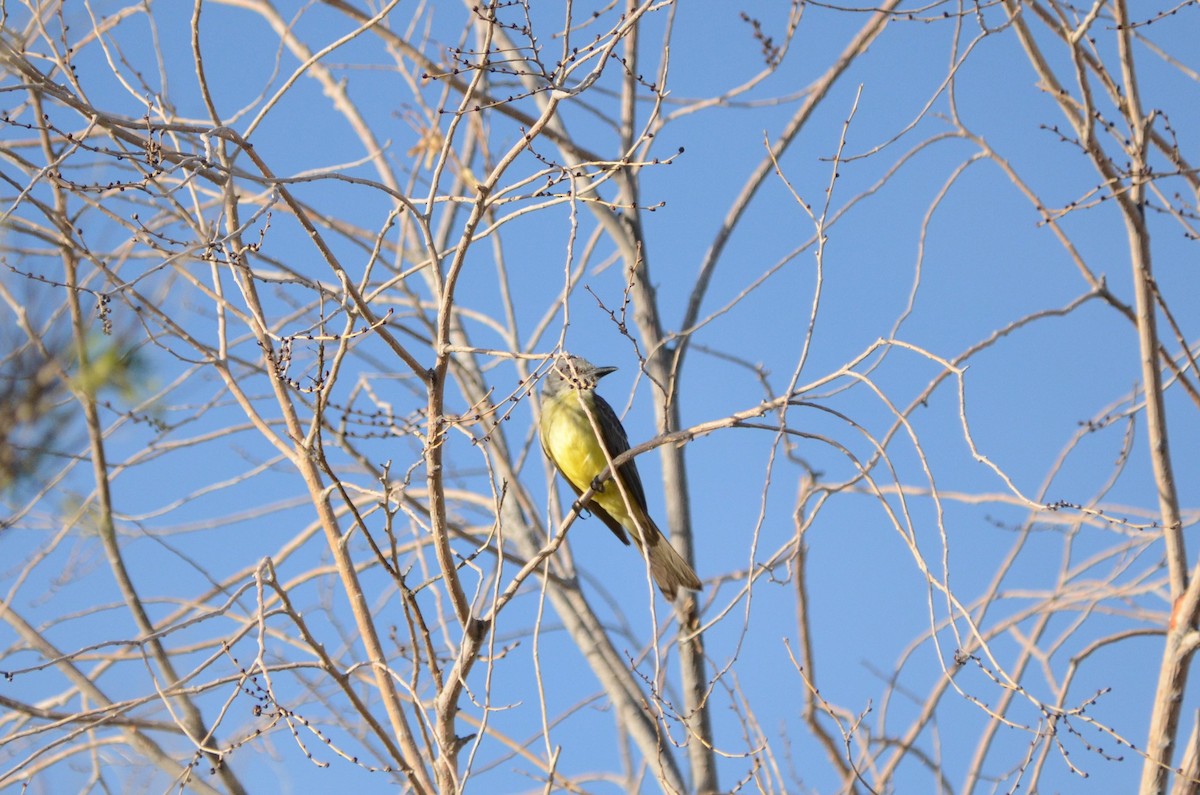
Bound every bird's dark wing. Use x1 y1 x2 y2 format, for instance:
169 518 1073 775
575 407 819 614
590 392 651 514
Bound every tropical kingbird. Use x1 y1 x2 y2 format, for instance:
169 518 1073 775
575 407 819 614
539 354 702 599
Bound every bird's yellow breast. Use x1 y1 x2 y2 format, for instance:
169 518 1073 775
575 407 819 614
541 392 616 488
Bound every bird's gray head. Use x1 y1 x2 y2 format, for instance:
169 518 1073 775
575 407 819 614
542 354 617 397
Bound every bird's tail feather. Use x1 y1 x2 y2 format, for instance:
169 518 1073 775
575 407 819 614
639 519 702 600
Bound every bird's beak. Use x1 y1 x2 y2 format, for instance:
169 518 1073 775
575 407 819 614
594 366 617 379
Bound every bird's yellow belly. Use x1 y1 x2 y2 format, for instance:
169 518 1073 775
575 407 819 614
541 398 609 490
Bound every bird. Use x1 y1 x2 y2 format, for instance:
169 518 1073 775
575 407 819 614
538 354 702 599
